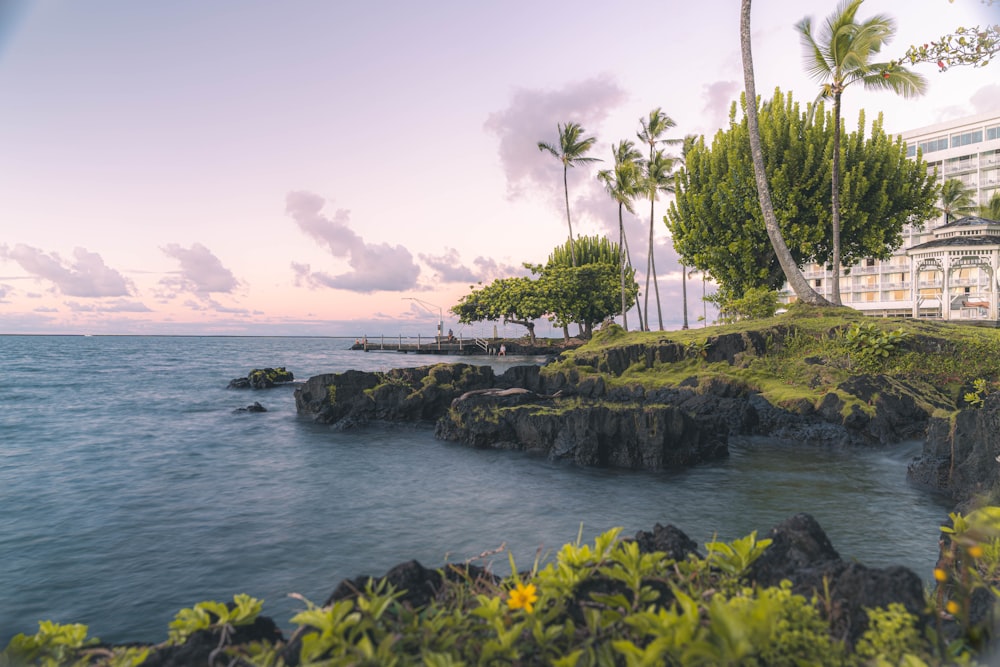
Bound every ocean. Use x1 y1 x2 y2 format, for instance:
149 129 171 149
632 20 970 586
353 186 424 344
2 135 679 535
0 335 951 645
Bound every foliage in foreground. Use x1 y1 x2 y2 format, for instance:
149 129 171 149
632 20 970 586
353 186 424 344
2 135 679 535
6 514 1000 667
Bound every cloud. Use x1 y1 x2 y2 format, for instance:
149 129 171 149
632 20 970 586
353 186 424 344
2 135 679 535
484 74 627 201
286 191 421 292
160 243 240 295
0 244 133 297
418 248 530 285
65 299 152 313
0 283 11 303
971 84 1000 114
418 248 482 283
472 256 527 280
700 81 741 135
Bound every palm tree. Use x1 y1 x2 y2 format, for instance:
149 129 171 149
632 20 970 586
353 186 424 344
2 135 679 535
938 178 977 224
741 0 830 307
797 0 926 305
638 109 681 331
537 122 600 268
678 134 699 330
597 140 643 330
981 192 1000 221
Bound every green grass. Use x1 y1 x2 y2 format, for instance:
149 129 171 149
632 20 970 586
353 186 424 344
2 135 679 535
541 304 1000 420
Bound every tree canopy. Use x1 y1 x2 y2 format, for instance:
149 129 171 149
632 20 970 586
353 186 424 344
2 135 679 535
665 89 938 301
450 236 637 343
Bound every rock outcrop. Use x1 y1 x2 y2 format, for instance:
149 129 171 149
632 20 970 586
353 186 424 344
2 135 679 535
295 326 947 472
748 513 927 647
227 367 295 389
908 391 1000 506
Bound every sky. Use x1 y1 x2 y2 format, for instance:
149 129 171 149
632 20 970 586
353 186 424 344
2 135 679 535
1 0 998 337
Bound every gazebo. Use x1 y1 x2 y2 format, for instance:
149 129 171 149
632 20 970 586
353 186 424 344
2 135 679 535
907 216 1000 322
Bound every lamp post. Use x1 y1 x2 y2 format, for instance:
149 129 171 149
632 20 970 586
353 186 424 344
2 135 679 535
403 298 443 338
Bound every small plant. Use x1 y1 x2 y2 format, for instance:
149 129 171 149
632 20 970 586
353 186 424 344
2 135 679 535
843 323 909 369
964 378 989 408
167 593 263 644
686 339 711 359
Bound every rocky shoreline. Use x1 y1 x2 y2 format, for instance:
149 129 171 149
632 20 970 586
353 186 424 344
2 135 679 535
294 327 992 505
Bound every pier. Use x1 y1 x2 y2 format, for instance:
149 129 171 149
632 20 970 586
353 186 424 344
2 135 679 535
351 334 499 355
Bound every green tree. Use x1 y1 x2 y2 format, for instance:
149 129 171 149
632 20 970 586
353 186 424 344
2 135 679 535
939 178 977 223
535 235 638 339
451 236 637 343
706 286 781 324
981 192 1000 220
797 0 927 305
537 122 600 267
450 276 545 345
739 0 829 307
597 140 643 330
637 109 681 331
665 89 937 301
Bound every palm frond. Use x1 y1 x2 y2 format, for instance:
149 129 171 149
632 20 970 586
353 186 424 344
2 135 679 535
797 16 835 82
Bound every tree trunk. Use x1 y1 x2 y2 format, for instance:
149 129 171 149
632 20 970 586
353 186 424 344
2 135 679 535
681 262 689 329
623 231 643 326
563 165 577 267
830 93 843 305
618 204 629 330
649 197 664 330
740 0 830 307
508 319 537 345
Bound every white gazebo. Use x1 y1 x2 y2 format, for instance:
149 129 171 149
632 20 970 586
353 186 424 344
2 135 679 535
907 216 1000 322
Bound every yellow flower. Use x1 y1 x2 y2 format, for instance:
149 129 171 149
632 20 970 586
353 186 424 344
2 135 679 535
934 568 948 582
946 600 960 615
968 544 984 559
507 581 538 613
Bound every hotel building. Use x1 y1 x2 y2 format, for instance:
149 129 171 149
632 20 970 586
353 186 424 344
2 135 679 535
784 110 1000 322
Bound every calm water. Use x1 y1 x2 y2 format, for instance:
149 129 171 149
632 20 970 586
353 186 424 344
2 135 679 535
0 335 951 645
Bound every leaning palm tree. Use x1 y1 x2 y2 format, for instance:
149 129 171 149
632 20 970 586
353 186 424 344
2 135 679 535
981 192 1000 221
938 178 977 224
797 0 926 305
638 109 681 331
598 140 643 329
741 0 830 307
537 122 600 268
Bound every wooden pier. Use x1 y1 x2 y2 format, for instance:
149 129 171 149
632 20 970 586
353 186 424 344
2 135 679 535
351 335 498 355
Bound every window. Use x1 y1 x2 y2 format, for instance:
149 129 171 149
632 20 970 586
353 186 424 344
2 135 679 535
951 130 984 148
814 279 822 287
918 137 949 154
987 125 1000 141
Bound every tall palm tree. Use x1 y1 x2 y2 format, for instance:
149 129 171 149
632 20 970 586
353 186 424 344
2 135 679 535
638 109 681 331
797 0 926 305
678 134 699 330
938 178 977 224
981 192 1000 221
741 0 830 307
537 122 600 268
597 140 643 330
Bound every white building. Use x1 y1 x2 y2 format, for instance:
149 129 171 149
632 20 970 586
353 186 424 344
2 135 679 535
785 110 1000 322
